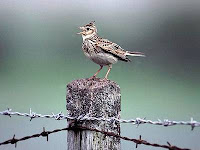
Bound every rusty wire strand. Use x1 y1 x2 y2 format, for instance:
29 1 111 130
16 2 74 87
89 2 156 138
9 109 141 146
0 125 190 150
0 108 199 130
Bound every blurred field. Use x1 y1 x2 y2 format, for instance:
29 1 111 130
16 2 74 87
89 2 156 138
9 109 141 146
0 1 200 150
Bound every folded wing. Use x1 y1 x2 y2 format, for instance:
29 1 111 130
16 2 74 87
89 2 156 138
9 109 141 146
96 38 145 62
96 38 130 62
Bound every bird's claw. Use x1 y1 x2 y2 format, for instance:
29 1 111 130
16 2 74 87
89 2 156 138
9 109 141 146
100 78 108 82
88 75 96 80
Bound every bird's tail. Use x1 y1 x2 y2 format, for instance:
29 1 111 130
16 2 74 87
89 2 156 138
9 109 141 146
125 51 145 57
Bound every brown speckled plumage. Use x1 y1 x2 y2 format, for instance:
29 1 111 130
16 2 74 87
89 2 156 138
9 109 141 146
78 21 145 79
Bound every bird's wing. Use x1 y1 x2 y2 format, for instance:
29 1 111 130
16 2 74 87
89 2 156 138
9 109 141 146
96 38 130 62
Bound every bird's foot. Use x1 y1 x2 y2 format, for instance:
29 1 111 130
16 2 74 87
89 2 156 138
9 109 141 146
100 78 108 82
88 75 97 80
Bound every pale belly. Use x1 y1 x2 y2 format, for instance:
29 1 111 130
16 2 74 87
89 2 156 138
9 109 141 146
84 52 118 66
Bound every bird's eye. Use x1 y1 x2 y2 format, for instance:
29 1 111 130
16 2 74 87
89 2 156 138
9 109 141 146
86 28 90 31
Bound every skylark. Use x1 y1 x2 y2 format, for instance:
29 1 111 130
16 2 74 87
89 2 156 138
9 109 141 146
78 21 145 80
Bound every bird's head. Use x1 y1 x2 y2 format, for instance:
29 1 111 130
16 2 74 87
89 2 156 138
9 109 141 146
77 21 97 40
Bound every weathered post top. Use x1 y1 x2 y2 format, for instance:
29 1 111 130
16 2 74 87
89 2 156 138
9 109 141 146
66 78 121 150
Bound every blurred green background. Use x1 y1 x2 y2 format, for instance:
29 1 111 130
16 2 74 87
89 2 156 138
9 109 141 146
0 0 200 150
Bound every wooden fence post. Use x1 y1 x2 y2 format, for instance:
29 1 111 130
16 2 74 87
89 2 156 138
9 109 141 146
66 78 121 150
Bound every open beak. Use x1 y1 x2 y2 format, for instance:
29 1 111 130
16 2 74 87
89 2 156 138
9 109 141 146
77 27 85 35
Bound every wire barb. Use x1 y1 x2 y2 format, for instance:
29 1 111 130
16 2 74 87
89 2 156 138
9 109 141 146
11 134 17 148
41 127 49 141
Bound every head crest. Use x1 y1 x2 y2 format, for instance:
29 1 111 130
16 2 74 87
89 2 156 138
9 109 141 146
85 21 95 27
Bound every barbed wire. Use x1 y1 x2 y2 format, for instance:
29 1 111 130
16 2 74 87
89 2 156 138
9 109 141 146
0 125 190 150
0 108 199 130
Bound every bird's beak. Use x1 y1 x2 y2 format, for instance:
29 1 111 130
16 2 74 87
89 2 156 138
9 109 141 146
77 27 85 35
77 32 84 35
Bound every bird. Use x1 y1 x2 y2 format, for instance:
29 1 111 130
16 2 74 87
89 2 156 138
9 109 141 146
77 21 145 80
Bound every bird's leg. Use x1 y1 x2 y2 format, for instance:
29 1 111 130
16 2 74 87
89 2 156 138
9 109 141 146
104 65 112 80
90 65 103 79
